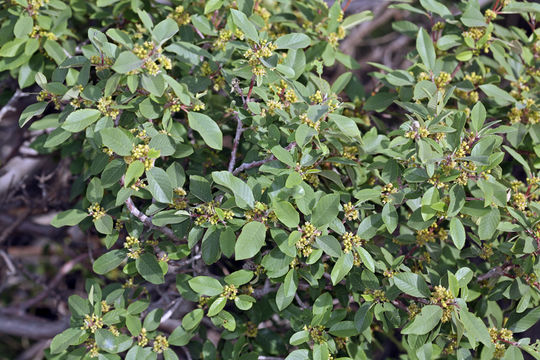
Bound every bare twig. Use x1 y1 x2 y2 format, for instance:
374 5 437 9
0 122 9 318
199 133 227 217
17 253 88 311
0 313 69 339
125 197 184 243
0 250 16 275
228 113 244 172
0 208 31 245
232 157 275 176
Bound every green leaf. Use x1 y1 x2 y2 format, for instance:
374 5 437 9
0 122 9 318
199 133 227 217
126 346 155 360
479 84 515 106
342 10 373 29
419 0 452 17
93 250 126 274
276 269 297 310
275 33 311 50
188 112 223 150
460 309 492 347
328 113 361 138
14 15 33 38
402 305 442 335
136 253 165 284
112 51 144 73
503 145 531 176
382 203 398 233
273 201 300 228
146 167 174 203
271 145 294 166
285 350 309 360
315 235 342 258
152 18 179 45
329 321 358 337
224 270 253 286
230 9 259 42
51 209 89 227
50 328 86 354
311 194 340 227
507 307 540 333
182 309 204 331
211 171 254 209
416 28 436 70
235 221 266 260
478 207 500 240
357 247 375 272
470 102 486 133
95 329 133 353
100 128 133 156
394 272 430 298
290 330 309 345
125 161 145 187
208 296 227 316
188 276 223 296
44 40 67 64
19 102 48 127
168 325 193 346
331 252 354 285
94 214 113 234
449 217 466 250
204 0 223 14
142 308 163 332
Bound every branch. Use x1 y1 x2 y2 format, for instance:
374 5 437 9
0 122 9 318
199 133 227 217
125 197 184 243
232 143 296 176
228 113 244 172
232 157 274 176
0 313 69 339
17 253 88 311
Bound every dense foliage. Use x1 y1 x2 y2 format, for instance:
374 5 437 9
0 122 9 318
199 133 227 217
2 0 540 358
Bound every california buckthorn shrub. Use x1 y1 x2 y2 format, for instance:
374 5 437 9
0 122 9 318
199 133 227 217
3 0 540 359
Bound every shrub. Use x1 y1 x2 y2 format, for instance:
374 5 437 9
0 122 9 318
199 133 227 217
4 0 540 358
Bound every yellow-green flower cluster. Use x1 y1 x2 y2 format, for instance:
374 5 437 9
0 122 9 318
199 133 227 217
341 232 362 253
489 327 513 359
169 5 191 26
303 325 326 344
138 328 148 347
343 202 359 221
380 183 398 204
195 201 233 225
430 286 454 323
36 90 61 109
152 335 169 353
173 187 188 210
245 321 258 338
81 314 103 333
299 113 320 131
243 40 277 76
297 222 321 257
88 203 106 220
124 236 142 259
244 201 276 224
97 96 120 118
221 284 238 300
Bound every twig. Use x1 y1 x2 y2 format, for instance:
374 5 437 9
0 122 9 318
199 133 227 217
181 346 194 360
232 158 274 176
228 113 244 172
0 250 16 275
17 253 88 311
125 197 183 243
246 75 256 105
0 89 29 124
0 208 31 244
0 313 69 339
